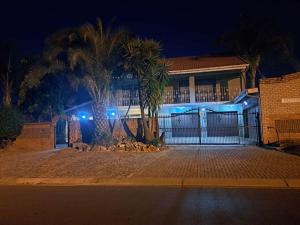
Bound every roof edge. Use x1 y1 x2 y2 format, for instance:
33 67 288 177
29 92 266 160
168 64 249 75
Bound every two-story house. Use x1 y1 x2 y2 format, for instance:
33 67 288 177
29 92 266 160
65 56 260 145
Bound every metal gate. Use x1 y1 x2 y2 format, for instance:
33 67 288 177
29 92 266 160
158 108 260 145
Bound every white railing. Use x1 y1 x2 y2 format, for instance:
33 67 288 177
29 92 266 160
109 86 241 106
195 86 241 102
162 87 190 104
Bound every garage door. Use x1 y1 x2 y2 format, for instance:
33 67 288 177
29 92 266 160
171 113 199 137
207 112 239 137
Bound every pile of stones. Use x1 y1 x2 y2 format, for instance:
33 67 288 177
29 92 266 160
71 140 163 152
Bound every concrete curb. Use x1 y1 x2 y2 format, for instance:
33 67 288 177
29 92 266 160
1 177 300 188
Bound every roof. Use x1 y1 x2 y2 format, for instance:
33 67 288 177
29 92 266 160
166 56 248 75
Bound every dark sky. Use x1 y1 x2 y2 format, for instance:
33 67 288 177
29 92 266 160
1 0 300 61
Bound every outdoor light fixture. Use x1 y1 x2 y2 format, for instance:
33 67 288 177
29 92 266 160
107 109 117 118
78 112 88 120
201 108 206 112
243 101 248 106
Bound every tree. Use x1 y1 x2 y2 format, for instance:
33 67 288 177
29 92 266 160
20 74 73 122
123 38 168 142
20 19 127 143
0 42 25 106
220 17 292 88
0 106 24 148
66 20 127 143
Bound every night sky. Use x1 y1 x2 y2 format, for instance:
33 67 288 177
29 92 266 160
1 0 300 74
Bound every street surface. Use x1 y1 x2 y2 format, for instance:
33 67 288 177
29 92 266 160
0 186 300 225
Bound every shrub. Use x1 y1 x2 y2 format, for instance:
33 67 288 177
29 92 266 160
149 137 161 147
0 106 24 147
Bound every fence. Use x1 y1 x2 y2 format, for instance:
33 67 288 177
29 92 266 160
158 109 260 145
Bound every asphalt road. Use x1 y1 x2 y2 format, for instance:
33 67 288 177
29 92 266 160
0 186 300 225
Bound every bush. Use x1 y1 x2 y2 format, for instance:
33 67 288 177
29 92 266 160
0 106 24 146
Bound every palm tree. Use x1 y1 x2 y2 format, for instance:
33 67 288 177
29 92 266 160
123 38 168 142
65 20 127 142
20 19 127 143
220 17 292 88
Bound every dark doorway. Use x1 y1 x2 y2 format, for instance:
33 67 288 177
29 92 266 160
55 119 68 149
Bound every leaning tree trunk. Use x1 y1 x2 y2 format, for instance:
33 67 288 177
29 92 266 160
137 85 153 143
92 101 110 144
249 65 257 88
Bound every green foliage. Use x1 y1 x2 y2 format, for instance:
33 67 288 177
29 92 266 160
123 39 168 114
0 106 24 140
220 16 293 87
149 137 161 147
123 38 168 142
20 74 73 121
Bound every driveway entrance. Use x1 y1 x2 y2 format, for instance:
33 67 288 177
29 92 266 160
159 109 259 145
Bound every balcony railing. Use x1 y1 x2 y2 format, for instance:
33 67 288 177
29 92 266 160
109 86 241 106
195 86 241 102
162 87 190 104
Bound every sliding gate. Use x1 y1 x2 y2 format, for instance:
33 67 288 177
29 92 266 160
158 109 260 145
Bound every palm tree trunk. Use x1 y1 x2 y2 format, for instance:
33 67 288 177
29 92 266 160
154 111 159 139
92 101 110 142
137 84 153 143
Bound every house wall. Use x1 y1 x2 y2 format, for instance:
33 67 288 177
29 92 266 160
14 122 54 150
259 72 300 144
228 77 241 99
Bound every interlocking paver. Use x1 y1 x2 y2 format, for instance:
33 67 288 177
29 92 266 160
1 146 300 179
135 146 300 179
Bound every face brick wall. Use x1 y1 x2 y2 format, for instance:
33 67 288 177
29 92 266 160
259 72 300 144
14 123 54 150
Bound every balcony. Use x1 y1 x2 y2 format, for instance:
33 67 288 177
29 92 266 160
162 87 190 104
109 86 241 106
195 86 241 102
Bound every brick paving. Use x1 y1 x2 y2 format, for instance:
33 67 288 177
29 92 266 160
135 146 300 179
1 146 300 179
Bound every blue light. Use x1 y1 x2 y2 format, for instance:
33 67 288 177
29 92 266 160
243 101 248 106
201 108 206 112
107 109 117 118
78 112 88 120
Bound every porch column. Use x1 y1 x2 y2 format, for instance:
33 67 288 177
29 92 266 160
240 69 246 90
189 76 196 103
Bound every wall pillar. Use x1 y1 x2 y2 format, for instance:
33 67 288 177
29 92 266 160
241 69 246 90
189 76 196 103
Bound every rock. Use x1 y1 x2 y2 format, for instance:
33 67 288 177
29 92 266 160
72 140 162 153
71 142 91 152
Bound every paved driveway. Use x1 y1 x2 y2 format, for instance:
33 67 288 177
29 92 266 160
1 146 300 180
136 146 300 179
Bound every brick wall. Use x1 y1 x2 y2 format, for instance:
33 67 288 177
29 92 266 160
14 122 54 150
259 72 300 144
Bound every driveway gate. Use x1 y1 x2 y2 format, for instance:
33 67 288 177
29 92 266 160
158 108 260 145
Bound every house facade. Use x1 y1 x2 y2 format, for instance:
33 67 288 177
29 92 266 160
65 56 260 145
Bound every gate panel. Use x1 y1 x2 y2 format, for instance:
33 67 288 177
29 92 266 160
171 113 199 137
207 112 239 137
158 108 259 145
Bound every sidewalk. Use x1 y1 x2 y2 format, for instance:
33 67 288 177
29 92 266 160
1 146 300 188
